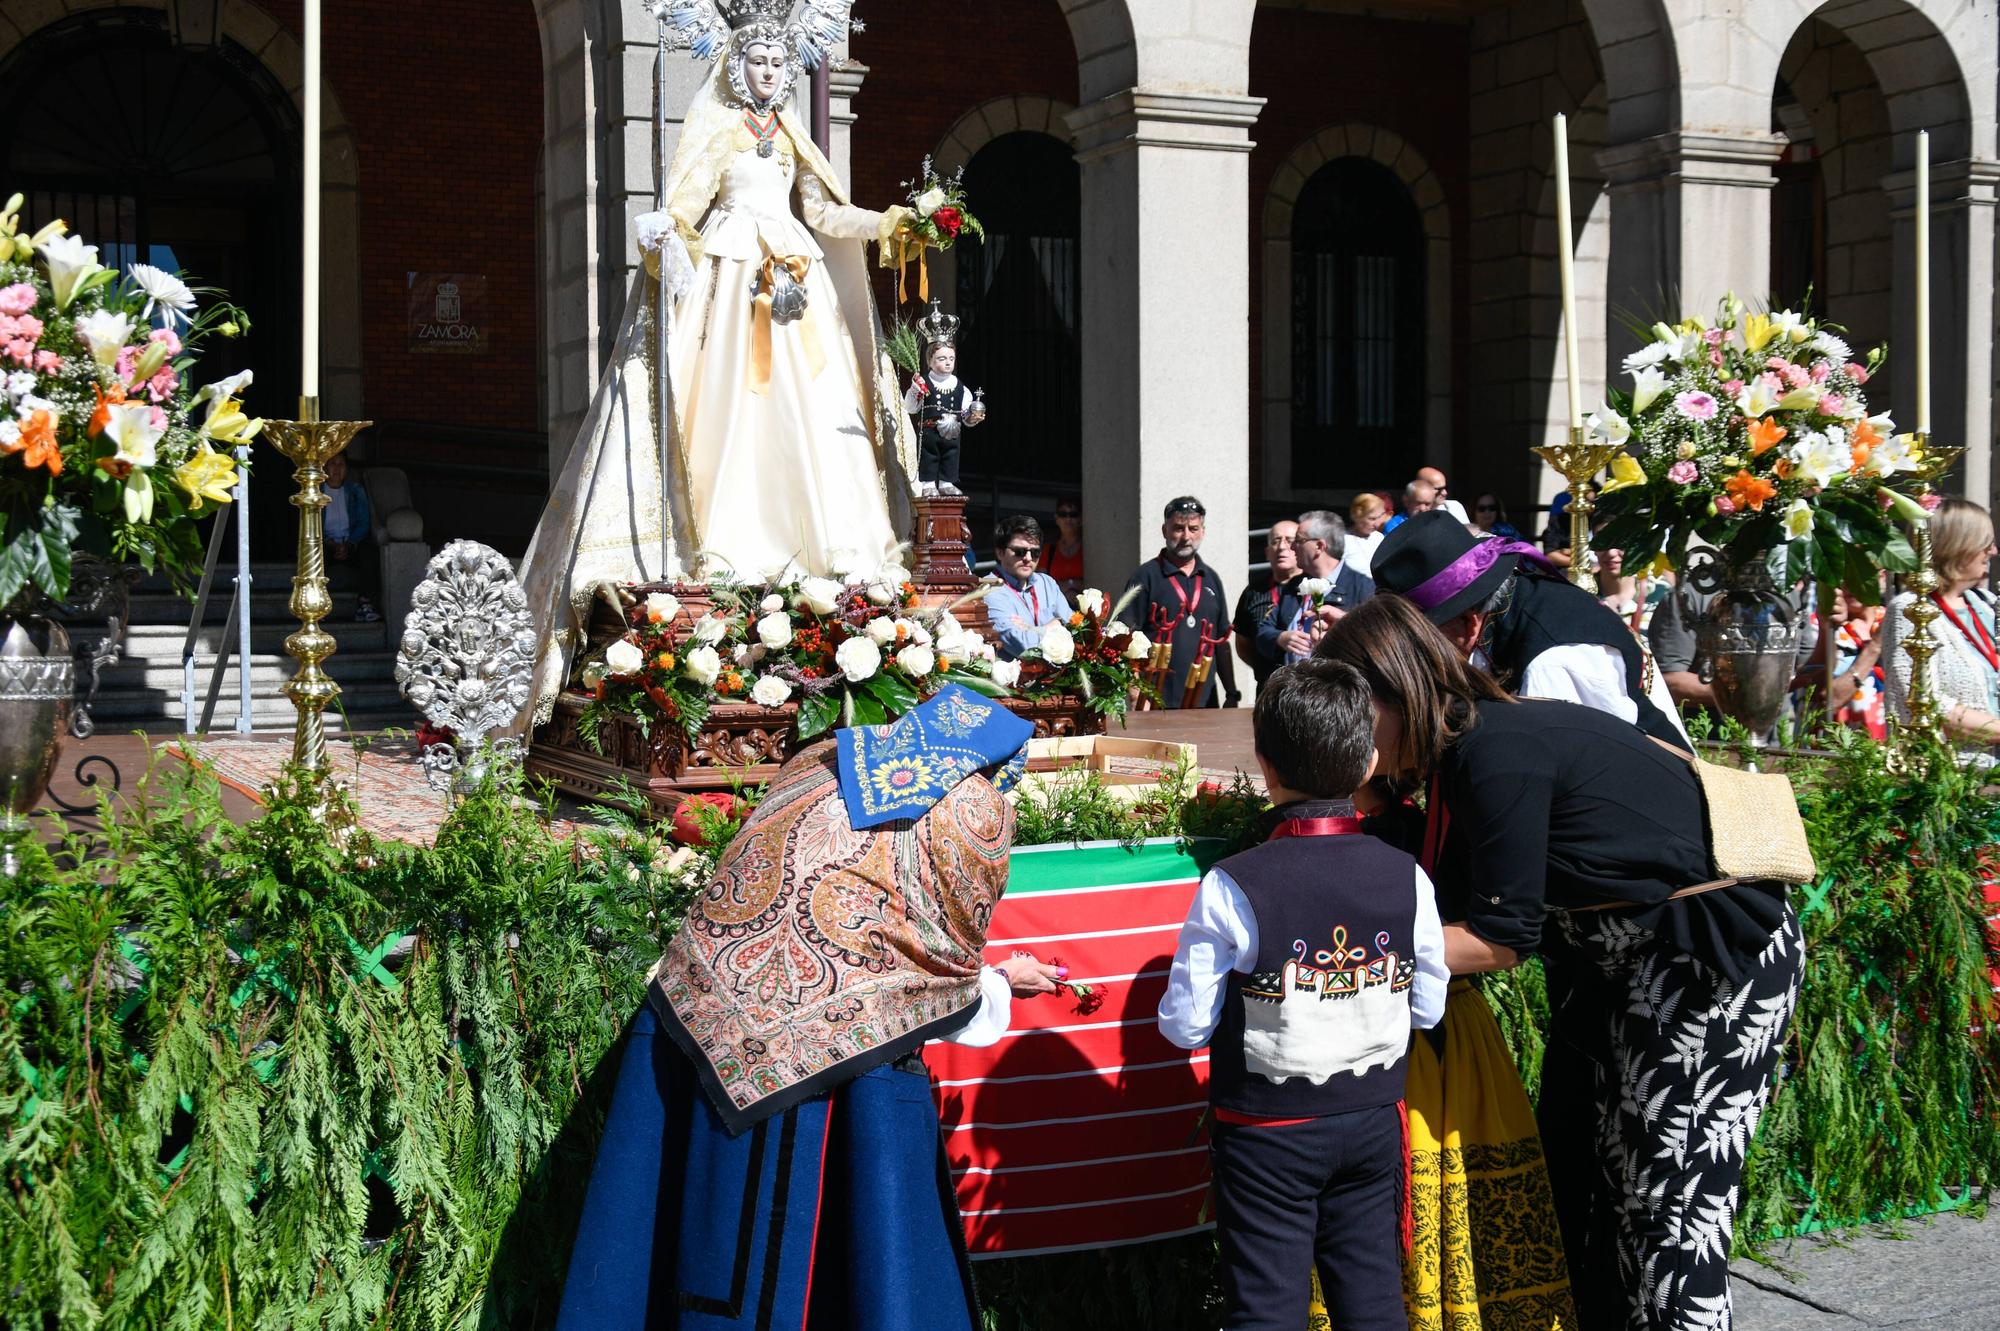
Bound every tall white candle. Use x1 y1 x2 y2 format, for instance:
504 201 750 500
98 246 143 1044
1915 129 1929 437
1553 113 1583 434
302 0 322 405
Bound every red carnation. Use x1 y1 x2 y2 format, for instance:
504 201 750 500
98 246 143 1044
932 206 963 238
671 792 743 848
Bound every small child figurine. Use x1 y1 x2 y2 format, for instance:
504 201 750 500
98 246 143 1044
902 299 985 497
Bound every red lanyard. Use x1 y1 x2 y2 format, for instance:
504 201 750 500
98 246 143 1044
1269 816 1364 840
1162 562 1204 629
1418 775 1450 875
1934 594 1999 672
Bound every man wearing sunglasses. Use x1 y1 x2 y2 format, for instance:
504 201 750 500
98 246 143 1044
986 515 1073 659
1123 496 1232 708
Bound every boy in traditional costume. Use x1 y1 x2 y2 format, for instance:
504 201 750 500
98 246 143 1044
1158 660 1448 1331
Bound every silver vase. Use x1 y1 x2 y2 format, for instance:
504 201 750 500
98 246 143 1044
0 616 73 874
1696 561 1801 738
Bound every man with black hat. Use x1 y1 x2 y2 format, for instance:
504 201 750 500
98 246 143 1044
1124 496 1231 708
1366 511 1689 748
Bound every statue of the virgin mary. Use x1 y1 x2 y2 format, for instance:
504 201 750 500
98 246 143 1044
519 0 916 723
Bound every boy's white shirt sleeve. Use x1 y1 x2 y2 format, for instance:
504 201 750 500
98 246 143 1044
935 966 1014 1047
1156 866 1257 1050
1410 865 1450 1030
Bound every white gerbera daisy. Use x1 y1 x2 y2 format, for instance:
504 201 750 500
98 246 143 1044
129 263 197 326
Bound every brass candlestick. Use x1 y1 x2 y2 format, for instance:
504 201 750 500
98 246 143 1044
1531 429 1629 595
1895 436 1965 750
262 397 371 773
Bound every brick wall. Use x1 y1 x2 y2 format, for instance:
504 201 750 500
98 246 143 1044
256 0 544 440
1248 7 1472 501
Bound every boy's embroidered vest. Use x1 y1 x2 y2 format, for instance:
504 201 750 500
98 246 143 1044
1208 833 1417 1117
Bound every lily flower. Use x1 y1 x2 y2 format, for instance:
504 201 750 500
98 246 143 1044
98 401 163 476
1599 453 1648 494
173 443 239 510
1587 405 1631 444
1736 379 1779 419
74 309 134 371
1630 366 1669 414
1741 313 1779 354
7 407 61 475
129 264 197 327
1880 487 1931 523
1783 499 1813 540
37 234 103 310
1788 433 1847 489
122 471 154 524
1746 416 1787 455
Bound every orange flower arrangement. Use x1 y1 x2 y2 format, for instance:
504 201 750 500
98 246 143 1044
1724 469 1777 512
1848 417 1882 470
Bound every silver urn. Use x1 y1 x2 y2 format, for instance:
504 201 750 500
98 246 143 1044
0 615 73 873
1694 558 1801 738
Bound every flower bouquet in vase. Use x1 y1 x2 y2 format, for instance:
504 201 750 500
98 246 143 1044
1590 297 1934 731
0 193 256 858
886 157 984 304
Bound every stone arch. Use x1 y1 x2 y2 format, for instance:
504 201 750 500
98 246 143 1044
1259 126 1450 503
926 97 1078 312
1057 0 1137 105
0 0 365 417
1578 0 1678 144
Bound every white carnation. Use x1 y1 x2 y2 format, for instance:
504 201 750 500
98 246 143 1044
604 638 644 675
1040 621 1075 665
756 612 793 649
1298 577 1331 601
684 645 723 686
916 187 947 217
835 636 881 683
897 644 937 678
750 674 794 708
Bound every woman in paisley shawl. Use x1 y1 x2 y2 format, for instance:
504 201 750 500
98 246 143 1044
1320 598 1801 1331
555 685 1060 1331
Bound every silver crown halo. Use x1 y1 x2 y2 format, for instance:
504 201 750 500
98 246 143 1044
651 0 856 71
916 298 960 353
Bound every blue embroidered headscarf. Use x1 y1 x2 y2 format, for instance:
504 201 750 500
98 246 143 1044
835 683 1033 829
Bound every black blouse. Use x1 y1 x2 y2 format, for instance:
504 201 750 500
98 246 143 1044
1424 699 1785 980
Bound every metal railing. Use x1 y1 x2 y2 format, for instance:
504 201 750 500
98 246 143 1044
180 443 254 734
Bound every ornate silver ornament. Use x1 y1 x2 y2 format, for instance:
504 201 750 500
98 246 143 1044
767 267 809 324
394 541 536 794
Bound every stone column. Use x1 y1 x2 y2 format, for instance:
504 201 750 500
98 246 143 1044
1598 130 1783 366
826 59 867 185
1068 90 1264 613
1888 158 1999 507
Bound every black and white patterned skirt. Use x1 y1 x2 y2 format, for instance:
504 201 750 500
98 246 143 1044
1539 900 1804 1331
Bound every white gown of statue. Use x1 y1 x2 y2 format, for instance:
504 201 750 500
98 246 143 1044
517 60 915 725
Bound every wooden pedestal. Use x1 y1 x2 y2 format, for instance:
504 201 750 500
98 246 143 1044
910 494 976 591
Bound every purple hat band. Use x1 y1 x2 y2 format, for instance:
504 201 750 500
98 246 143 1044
1404 539 1555 613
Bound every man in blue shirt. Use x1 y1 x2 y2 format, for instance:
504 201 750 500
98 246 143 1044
985 515 1072 659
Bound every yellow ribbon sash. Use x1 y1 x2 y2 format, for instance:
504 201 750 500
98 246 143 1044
892 233 930 305
750 254 825 396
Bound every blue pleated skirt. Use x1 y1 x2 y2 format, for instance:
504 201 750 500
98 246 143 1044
555 1005 979 1331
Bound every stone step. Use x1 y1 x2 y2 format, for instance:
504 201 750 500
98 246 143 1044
98 652 401 693
120 620 392 656
112 589 369 627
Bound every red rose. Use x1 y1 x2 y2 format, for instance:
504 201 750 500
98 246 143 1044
932 206 963 238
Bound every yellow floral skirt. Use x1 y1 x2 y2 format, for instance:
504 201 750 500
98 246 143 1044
1307 982 1575 1331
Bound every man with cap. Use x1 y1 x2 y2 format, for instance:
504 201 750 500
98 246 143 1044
1366 511 1689 748
1124 495 1232 708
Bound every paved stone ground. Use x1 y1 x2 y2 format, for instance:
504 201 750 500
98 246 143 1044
1733 1207 1996 1329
